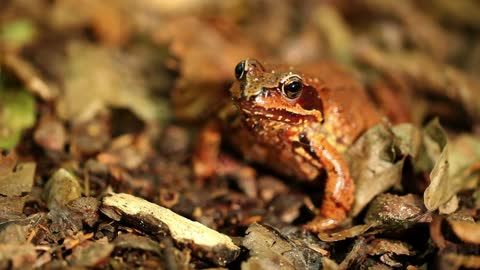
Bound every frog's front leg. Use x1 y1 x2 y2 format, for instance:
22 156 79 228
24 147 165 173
299 134 355 232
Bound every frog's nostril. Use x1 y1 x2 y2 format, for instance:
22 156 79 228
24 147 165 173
235 60 246 80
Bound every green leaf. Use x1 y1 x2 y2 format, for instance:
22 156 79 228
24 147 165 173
0 89 36 149
1 19 36 49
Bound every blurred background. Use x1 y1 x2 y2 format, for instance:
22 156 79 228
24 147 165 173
2 0 480 150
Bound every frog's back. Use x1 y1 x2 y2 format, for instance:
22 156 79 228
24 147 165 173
299 61 382 146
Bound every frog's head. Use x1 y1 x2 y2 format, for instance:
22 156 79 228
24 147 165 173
230 59 324 125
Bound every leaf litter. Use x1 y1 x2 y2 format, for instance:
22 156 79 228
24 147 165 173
1 0 480 268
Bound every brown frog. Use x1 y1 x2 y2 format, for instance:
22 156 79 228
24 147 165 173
226 58 382 231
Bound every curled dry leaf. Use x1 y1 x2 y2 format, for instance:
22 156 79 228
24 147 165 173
367 238 414 256
438 195 458 215
423 120 480 211
366 239 415 267
424 143 451 211
446 135 480 192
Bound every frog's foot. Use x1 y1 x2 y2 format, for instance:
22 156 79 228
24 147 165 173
304 199 349 232
304 217 341 232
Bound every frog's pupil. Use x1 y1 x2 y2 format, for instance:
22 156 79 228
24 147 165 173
286 81 301 92
284 81 303 98
235 61 245 80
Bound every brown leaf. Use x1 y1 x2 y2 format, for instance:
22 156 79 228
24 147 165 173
367 239 414 256
0 196 28 221
347 123 403 216
0 162 35 196
449 220 480 244
0 243 37 268
68 238 114 267
365 193 431 229
113 234 162 255
242 223 323 270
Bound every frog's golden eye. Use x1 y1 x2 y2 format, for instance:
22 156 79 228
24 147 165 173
281 75 303 99
235 60 246 80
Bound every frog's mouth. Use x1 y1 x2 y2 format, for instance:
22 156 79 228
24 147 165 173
235 99 319 125
232 82 324 125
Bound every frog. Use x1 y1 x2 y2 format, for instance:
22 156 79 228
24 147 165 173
224 58 382 231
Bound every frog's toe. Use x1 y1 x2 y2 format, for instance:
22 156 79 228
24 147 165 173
304 217 342 232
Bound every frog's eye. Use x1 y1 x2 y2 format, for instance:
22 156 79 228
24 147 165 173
281 75 303 99
234 60 246 80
